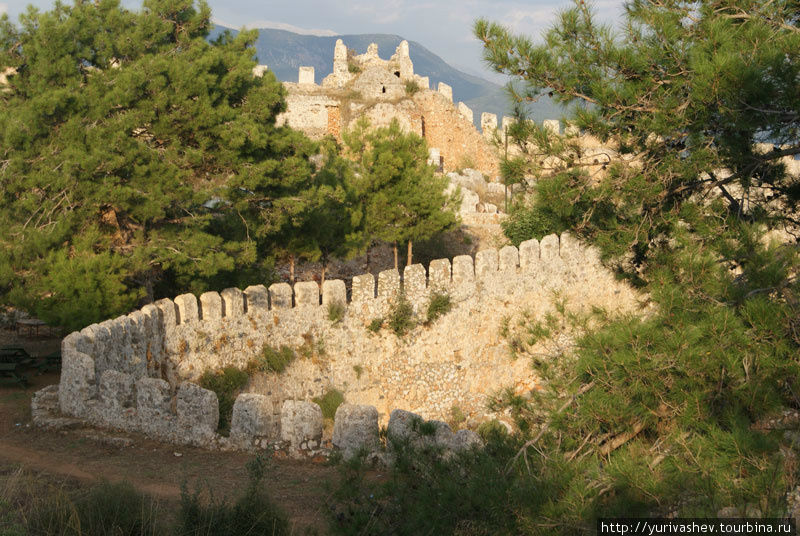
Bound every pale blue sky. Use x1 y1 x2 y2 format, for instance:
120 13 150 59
1 0 625 81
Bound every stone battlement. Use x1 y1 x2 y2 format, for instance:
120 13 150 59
54 233 642 452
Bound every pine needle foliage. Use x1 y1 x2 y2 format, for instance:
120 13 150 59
0 0 317 328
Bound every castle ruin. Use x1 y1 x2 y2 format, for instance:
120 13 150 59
264 39 504 177
41 234 642 455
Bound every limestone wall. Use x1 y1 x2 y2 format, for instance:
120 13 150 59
56 233 642 451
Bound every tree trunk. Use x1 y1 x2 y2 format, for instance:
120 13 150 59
393 241 398 270
289 254 295 284
407 240 413 267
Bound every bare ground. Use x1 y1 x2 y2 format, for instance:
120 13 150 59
0 335 345 534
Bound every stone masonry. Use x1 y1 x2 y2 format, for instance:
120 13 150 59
48 233 643 452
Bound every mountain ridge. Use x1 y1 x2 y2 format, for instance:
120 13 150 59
210 26 562 126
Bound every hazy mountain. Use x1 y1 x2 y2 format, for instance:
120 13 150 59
210 26 564 126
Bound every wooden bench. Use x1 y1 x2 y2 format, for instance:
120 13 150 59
0 362 28 387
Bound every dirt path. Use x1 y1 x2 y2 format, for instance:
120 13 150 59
0 371 340 534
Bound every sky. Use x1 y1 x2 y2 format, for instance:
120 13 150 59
2 0 625 82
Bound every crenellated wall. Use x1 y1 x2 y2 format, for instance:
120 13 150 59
55 233 642 451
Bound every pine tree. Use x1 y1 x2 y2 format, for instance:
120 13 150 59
0 0 316 328
344 119 458 269
468 0 800 524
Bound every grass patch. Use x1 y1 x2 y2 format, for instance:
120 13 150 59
425 291 452 324
198 366 249 435
251 344 296 374
312 388 345 421
179 456 289 535
26 480 164 536
387 294 415 337
404 80 419 95
352 364 363 379
367 317 383 333
327 299 345 324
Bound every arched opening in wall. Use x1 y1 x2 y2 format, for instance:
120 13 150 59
394 71 400 78
381 86 386 94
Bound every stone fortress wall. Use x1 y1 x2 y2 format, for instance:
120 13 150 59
266 39 512 177
263 40 800 183
54 233 643 453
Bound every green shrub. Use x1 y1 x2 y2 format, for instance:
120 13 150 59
448 405 466 429
387 295 415 336
352 364 363 379
199 366 249 435
179 455 289 536
26 480 163 536
313 388 345 420
328 431 526 535
367 317 383 333
327 299 345 324
404 80 419 95
252 344 296 374
476 419 508 442
425 291 452 324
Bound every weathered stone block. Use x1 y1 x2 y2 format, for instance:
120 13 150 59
332 404 379 460
451 429 483 451
437 82 453 101
558 232 584 266
64 330 93 355
155 298 177 327
177 382 219 441
519 239 540 272
352 274 375 302
481 112 498 135
280 400 323 448
126 311 146 363
200 291 223 321
99 370 135 408
322 279 347 308
543 119 560 136
565 122 580 136
403 264 426 301
58 347 96 417
452 255 474 285
136 378 171 417
136 378 174 438
417 76 429 89
294 281 320 307
377 269 400 301
428 259 451 290
230 393 275 445
139 304 164 366
269 283 293 309
475 249 498 278
298 66 315 85
174 294 199 324
499 245 519 272
457 102 473 123
540 234 560 263
244 285 269 312
387 409 453 450
221 288 245 317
